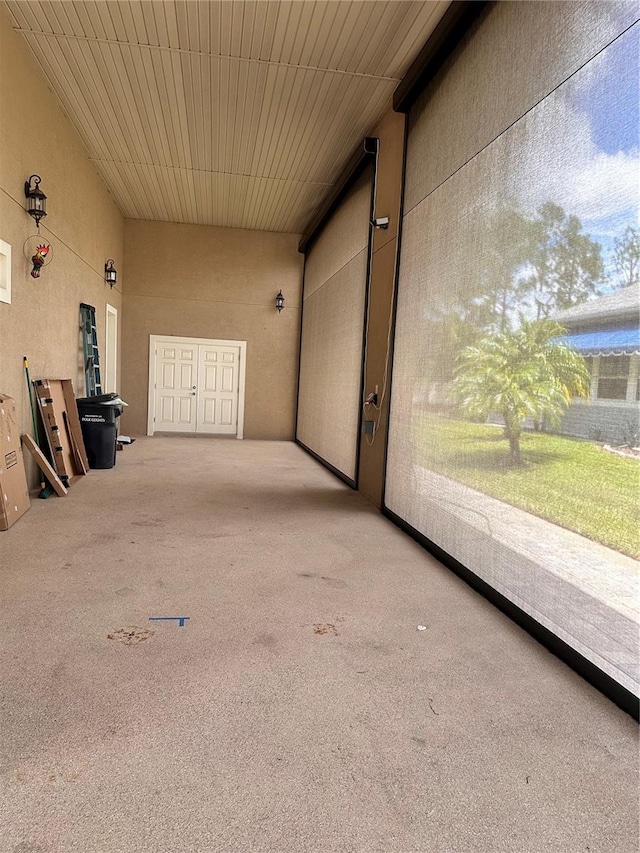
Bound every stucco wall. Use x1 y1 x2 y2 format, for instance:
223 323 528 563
120 220 303 439
357 108 406 507
0 5 124 486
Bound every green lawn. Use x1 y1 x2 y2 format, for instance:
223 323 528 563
415 414 640 559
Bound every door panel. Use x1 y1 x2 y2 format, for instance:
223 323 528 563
197 344 239 434
219 398 233 425
154 343 197 432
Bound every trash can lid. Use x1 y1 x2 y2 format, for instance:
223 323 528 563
77 393 127 406
77 393 119 404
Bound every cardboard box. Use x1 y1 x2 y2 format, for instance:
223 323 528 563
0 394 30 530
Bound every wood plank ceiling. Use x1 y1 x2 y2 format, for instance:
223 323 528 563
5 0 448 233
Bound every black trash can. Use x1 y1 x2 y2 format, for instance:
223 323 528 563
76 393 124 469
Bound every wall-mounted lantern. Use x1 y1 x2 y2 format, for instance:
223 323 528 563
105 259 117 288
276 290 285 313
24 175 47 229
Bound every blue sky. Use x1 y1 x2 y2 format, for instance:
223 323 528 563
574 24 639 157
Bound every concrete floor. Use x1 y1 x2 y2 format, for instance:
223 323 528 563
1 437 638 853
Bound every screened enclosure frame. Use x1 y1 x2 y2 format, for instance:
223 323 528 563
380 1 639 720
295 137 380 489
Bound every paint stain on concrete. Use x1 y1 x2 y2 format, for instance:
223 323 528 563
107 626 154 645
48 771 78 783
313 623 339 637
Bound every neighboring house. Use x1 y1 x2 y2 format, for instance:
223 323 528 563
553 286 640 445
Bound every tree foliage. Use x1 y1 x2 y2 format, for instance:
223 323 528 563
452 320 590 463
613 226 640 289
480 206 533 331
515 203 604 320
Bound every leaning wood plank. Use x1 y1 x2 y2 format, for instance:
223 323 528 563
60 379 89 472
63 411 88 475
21 434 68 496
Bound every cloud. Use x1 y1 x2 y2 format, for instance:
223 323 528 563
503 42 639 235
541 147 639 232
566 150 639 229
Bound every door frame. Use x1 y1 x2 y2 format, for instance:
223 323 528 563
147 335 247 438
105 303 118 393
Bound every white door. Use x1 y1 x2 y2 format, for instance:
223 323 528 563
149 337 246 436
154 342 198 432
197 344 241 434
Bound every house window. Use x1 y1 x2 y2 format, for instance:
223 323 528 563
597 356 630 400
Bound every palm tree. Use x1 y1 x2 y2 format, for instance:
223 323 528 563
452 319 590 463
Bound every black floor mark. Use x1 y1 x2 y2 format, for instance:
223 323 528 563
297 572 347 589
320 576 347 589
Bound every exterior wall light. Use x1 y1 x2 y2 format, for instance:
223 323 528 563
105 259 117 288
25 175 47 229
276 290 285 312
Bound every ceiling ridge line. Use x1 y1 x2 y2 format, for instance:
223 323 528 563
13 27 402 83
88 158 335 187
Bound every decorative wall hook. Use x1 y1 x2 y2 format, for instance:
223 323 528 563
23 236 53 278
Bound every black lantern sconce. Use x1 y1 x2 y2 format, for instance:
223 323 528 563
275 290 285 313
105 259 117 288
24 175 47 229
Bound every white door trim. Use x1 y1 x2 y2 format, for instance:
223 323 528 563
105 303 118 393
147 335 247 438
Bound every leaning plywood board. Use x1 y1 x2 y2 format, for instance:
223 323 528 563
33 379 84 485
21 434 67 496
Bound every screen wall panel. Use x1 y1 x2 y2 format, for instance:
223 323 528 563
386 3 640 698
403 0 640 214
297 165 373 481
